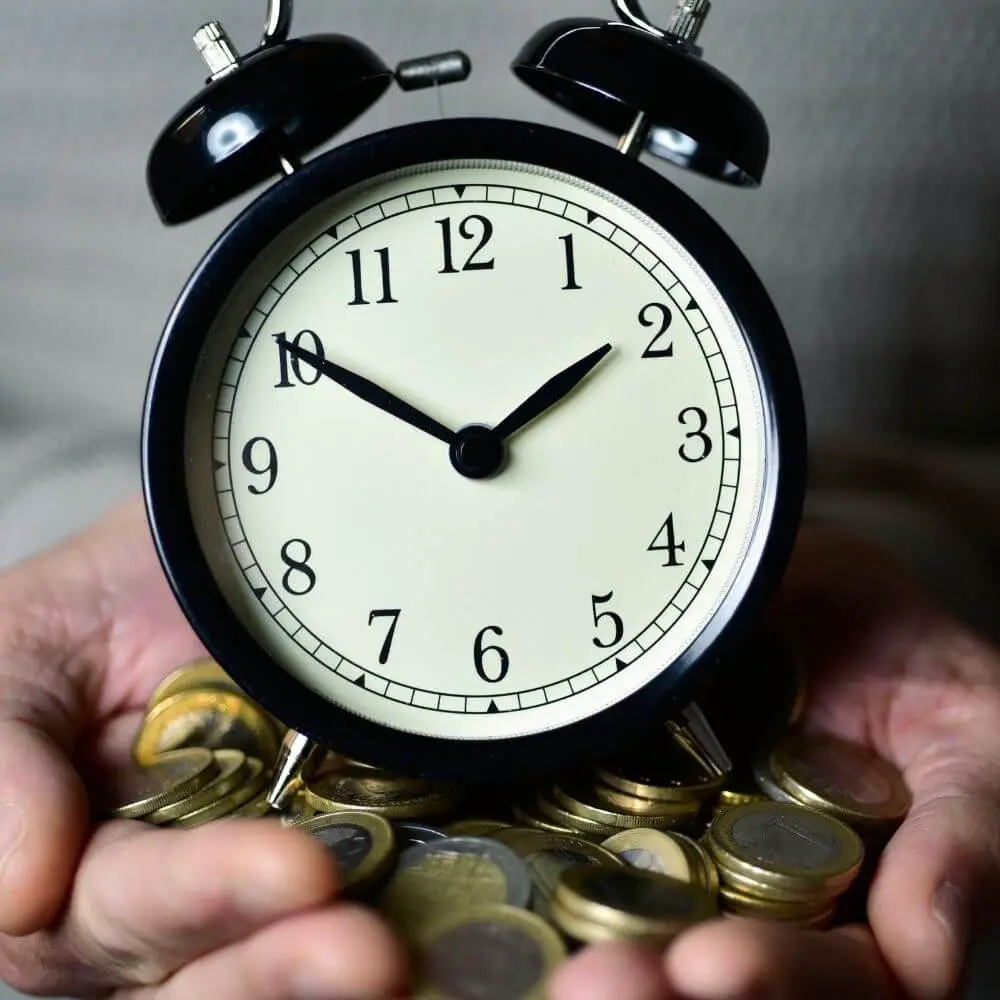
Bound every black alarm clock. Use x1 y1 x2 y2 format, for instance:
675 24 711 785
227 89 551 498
142 0 806 791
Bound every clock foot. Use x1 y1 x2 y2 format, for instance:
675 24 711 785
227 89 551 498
266 729 326 809
668 702 733 777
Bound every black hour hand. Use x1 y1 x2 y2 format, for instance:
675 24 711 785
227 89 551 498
492 344 614 443
281 341 455 446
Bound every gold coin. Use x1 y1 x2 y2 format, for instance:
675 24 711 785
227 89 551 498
592 783 701 825
413 904 566 1000
446 818 512 837
715 861 841 904
719 883 835 920
147 658 244 707
305 770 461 820
494 828 623 916
297 811 396 895
553 864 717 937
134 690 281 766
602 829 717 896
706 802 864 897
768 732 911 829
549 896 635 944
534 790 617 837
147 750 251 824
596 729 728 804
512 799 577 835
172 758 269 827
230 792 275 819
102 748 219 820
551 780 692 832
718 788 769 809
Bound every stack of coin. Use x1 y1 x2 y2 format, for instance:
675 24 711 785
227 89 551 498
549 865 717 944
101 747 272 826
102 653 913 999
705 801 865 927
753 731 912 841
134 658 283 770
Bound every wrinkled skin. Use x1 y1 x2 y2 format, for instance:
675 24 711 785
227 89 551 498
0 498 997 999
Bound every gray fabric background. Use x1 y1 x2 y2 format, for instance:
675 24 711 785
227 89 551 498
0 2 998 997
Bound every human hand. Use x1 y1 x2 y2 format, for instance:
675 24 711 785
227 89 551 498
0 497 406 999
550 521 1000 1000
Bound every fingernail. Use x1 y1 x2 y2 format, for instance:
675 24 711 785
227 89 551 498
933 880 971 960
0 803 25 883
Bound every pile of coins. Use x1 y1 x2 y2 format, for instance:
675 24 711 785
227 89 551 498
101 654 912 1000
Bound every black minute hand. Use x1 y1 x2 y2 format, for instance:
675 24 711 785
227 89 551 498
281 341 455 445
492 344 614 442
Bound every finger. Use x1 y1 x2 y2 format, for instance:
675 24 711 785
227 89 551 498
664 919 901 1000
548 942 675 1000
144 905 407 1000
869 752 1000 1000
0 711 88 934
1 819 339 995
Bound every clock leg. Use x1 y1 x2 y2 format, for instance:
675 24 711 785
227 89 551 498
669 702 733 776
266 729 326 809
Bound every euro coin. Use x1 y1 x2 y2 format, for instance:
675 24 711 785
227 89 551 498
752 756 800 805
102 748 219 820
297 811 396 894
591 784 701 826
394 822 449 848
146 749 251 824
380 836 532 933
412 904 566 1000
602 829 718 896
304 769 462 820
767 732 911 831
447 818 512 837
596 727 728 803
147 658 244 706
172 758 269 827
719 883 835 921
552 865 717 940
494 828 623 917
707 802 864 898
134 689 281 766
549 780 693 832
512 798 577 835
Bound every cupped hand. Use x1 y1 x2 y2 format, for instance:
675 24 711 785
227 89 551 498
551 521 1000 1000
0 498 406 999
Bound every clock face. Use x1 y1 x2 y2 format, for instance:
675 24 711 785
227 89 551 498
147 120 802 773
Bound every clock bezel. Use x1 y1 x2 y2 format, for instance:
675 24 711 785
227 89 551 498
143 117 806 780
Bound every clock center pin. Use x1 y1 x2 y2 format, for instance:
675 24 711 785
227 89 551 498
450 426 507 480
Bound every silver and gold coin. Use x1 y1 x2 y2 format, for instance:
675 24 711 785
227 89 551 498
172 758 270 828
297 811 397 894
134 689 281 766
706 802 864 898
551 864 717 944
412 904 566 1000
304 767 462 820
146 658 246 707
147 749 251 824
495 827 623 916
380 836 532 933
102 748 219 820
766 732 911 832
602 828 718 896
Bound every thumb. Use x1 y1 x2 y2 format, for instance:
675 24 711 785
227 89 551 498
0 712 88 935
0 542 99 935
869 750 1000 1000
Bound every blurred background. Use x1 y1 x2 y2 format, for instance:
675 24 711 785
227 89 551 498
0 1 998 997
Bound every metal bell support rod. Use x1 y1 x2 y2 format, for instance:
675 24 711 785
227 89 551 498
612 0 711 158
193 20 303 176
